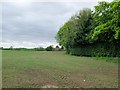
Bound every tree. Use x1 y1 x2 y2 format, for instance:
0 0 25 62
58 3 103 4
0 47 3 50
35 47 45 51
56 0 120 57
46 45 53 51
56 20 77 53
56 8 93 53
72 8 94 45
92 1 120 42
9 46 13 50
56 45 59 49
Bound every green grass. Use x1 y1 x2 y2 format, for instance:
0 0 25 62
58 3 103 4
95 57 120 63
2 50 119 88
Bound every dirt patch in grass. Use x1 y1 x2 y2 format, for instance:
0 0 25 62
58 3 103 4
17 69 59 88
42 85 58 88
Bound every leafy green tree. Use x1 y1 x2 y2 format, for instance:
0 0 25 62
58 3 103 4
56 20 77 53
56 8 93 53
92 1 120 42
72 8 93 45
46 45 53 51
9 46 13 50
35 47 45 51
56 0 120 57
91 1 120 56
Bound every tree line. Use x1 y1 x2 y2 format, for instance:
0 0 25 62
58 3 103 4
0 45 64 51
56 0 120 57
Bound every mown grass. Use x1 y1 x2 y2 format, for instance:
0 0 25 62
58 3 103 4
95 57 120 63
2 50 119 88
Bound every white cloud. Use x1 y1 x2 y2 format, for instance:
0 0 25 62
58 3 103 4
1 40 58 48
1 0 113 48
1 0 113 2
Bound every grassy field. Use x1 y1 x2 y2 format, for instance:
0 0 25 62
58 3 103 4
2 50 119 88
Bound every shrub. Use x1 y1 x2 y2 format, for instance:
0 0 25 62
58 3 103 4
46 46 53 51
70 43 120 57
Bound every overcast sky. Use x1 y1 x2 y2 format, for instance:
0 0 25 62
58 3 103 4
1 0 112 48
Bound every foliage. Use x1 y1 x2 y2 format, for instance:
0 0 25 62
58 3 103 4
46 45 53 51
92 1 120 42
56 0 120 57
56 8 93 53
34 47 45 51
70 43 120 57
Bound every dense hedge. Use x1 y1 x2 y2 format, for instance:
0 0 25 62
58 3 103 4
70 43 120 57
